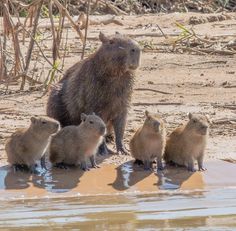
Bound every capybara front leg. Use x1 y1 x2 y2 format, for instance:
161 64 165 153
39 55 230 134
157 157 164 171
80 160 90 171
197 154 206 171
113 112 128 155
40 154 47 170
90 155 100 168
187 158 196 172
144 160 152 171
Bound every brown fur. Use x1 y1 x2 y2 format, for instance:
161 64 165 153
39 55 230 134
47 32 141 154
129 111 166 171
164 113 210 172
5 116 59 169
49 113 106 171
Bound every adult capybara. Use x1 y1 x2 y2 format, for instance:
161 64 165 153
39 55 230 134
47 32 141 154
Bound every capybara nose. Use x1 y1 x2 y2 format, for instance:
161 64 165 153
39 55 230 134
202 125 208 130
129 64 139 70
100 126 106 135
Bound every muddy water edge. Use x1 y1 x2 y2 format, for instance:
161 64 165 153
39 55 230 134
0 161 236 230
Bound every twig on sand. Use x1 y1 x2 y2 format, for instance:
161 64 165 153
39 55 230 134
212 117 236 124
134 88 172 95
133 102 182 106
81 0 91 60
223 85 236 88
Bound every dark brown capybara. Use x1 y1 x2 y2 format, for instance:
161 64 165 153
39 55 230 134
47 32 141 154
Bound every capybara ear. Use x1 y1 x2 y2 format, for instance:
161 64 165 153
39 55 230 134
30 116 37 124
99 32 109 43
81 113 87 121
145 110 149 117
188 112 193 120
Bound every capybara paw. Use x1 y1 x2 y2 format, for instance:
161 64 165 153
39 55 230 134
30 168 40 175
187 167 196 172
117 146 129 155
55 163 68 169
133 159 144 166
13 164 29 172
92 164 100 169
157 166 164 171
143 167 152 171
199 167 207 171
81 166 90 171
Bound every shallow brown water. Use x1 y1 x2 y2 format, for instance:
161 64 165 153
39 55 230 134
0 161 236 230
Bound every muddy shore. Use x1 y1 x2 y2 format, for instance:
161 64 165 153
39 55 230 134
0 12 236 166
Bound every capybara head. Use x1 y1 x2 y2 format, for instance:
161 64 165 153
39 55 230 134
143 110 165 133
30 116 60 135
98 32 141 72
81 113 106 136
187 113 210 135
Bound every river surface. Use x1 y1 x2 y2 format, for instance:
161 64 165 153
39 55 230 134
0 161 236 230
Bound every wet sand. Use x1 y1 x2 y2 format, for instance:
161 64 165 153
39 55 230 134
0 160 236 199
0 160 236 230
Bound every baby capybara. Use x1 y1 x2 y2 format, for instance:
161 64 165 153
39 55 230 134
129 111 166 171
5 116 60 173
47 32 141 155
164 113 210 172
49 113 106 171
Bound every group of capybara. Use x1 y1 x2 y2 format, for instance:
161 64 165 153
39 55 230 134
5 32 210 174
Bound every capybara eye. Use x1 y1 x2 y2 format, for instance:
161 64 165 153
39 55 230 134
89 121 94 124
192 119 197 123
131 48 135 53
42 121 47 124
